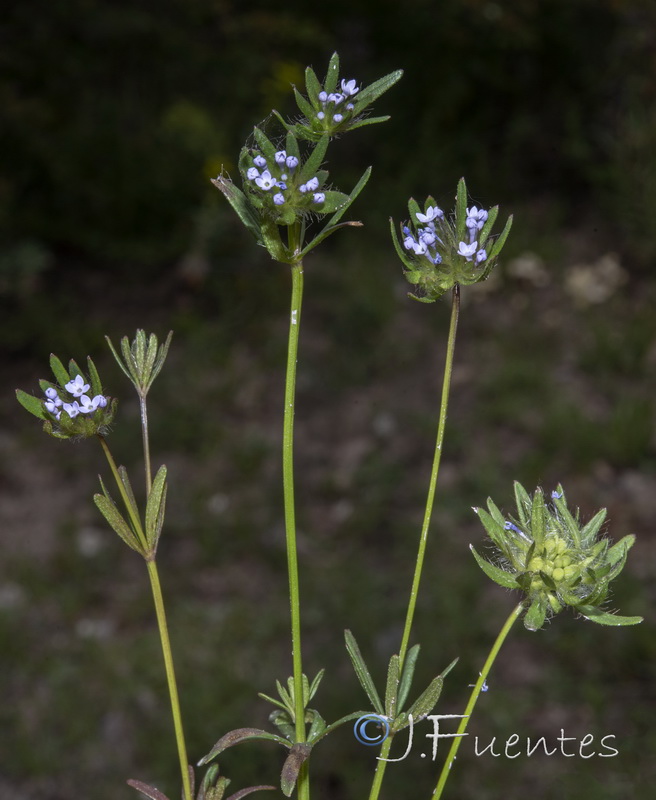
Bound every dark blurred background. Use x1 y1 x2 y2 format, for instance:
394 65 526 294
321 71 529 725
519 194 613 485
1 1 655 799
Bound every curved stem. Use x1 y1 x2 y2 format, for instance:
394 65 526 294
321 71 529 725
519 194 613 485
367 736 393 800
431 601 525 800
282 254 309 799
147 561 193 800
398 285 460 668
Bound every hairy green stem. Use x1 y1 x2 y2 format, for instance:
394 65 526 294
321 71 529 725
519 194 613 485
399 284 460 667
98 436 192 800
431 601 525 800
282 250 309 800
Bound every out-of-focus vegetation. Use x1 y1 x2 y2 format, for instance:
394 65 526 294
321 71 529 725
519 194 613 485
1 2 655 800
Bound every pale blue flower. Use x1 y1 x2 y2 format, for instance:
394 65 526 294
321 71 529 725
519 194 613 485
419 229 437 246
62 401 80 419
403 234 416 251
65 375 90 397
253 155 267 168
44 387 63 406
319 91 328 102
317 111 325 120
275 150 287 165
458 241 478 261
313 192 325 203
286 155 299 169
44 400 60 415
416 206 443 223
466 206 488 230
475 249 487 264
273 193 285 205
305 176 319 192
333 114 343 123
78 394 104 414
255 170 276 190
341 78 359 96
247 167 259 180
328 92 344 105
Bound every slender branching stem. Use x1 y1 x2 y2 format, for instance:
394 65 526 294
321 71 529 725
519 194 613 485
281 222 309 799
431 601 525 800
398 285 461 668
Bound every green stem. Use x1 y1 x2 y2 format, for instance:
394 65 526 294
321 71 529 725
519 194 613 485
367 287 461 800
97 436 191 800
431 601 525 800
147 561 193 800
282 254 309 800
140 394 152 492
398 285 460 668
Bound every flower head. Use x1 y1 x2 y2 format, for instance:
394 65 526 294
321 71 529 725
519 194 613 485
17 354 116 440
471 482 643 631
391 178 513 303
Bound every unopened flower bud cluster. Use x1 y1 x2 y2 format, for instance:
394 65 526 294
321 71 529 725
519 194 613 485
44 375 109 421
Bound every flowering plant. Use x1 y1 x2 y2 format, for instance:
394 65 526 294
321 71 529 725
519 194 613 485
15 51 641 800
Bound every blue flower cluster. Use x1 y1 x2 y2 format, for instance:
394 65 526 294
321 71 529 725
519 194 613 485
44 375 109 421
402 205 489 266
315 78 359 126
244 149 326 215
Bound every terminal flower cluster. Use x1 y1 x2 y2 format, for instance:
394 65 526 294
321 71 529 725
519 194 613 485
471 482 642 631
16 355 116 440
391 178 513 303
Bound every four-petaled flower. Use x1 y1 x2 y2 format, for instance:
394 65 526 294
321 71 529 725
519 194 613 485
255 170 276 190
65 375 90 397
458 241 478 261
341 78 359 96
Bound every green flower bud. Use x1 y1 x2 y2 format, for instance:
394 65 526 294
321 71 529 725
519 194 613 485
471 481 643 630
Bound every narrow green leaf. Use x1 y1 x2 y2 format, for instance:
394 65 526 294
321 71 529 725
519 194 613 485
513 481 533 526
470 545 519 589
397 644 420 711
105 336 132 383
300 220 363 258
384 654 400 717
577 606 643 626
304 66 322 106
118 466 140 523
353 69 403 110
400 675 444 729
145 465 167 552
317 190 349 214
211 176 263 244
276 679 294 712
257 692 288 712
608 534 635 567
323 166 371 228
580 508 608 547
309 668 325 700
347 115 392 131
298 135 329 183
323 52 340 93
389 218 416 272
552 495 581 547
270 709 296 741
475 507 508 550
252 126 278 163
344 630 384 715
488 214 514 259
530 489 546 547
16 389 47 420
307 709 327 741
477 205 499 249
199 728 291 766
86 356 103 397
94 494 143 554
455 178 467 242
49 354 70 386
293 88 316 122
148 331 173 392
